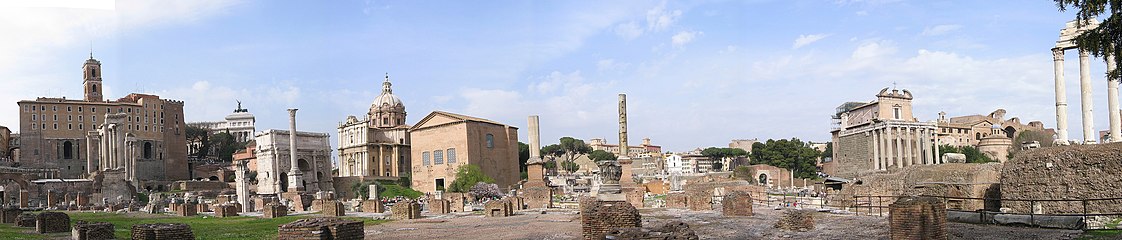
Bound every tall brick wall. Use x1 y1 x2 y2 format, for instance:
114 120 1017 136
833 133 872 179
722 191 752 216
277 217 364 240
889 196 946 240
580 200 641 240
131 223 195 240
1001 143 1122 214
35 212 70 233
72 221 114 240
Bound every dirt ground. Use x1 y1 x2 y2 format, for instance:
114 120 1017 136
364 207 1087 240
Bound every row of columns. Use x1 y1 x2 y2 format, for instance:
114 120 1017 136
339 145 401 177
1053 48 1121 143
870 125 940 170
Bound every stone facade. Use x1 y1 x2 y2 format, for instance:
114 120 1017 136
580 200 641 240
131 223 195 240
390 201 421 220
831 88 940 179
73 221 115 240
410 111 519 193
17 56 188 180
264 204 288 218
722 191 753 216
1001 143 1122 214
889 196 947 240
484 199 513 217
254 129 334 195
277 217 364 240
774 209 815 232
830 163 1001 211
337 75 411 179
35 212 70 233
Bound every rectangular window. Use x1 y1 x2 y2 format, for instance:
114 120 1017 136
79 124 83 130
53 115 57 121
53 123 57 129
67 106 71 112
68 115 72 121
434 150 444 165
31 115 36 121
447 148 456 163
78 106 82 112
68 124 72 130
422 151 430 166
435 178 445 192
92 116 97 123
78 116 82 121
53 106 57 111
91 107 95 113
485 134 494 148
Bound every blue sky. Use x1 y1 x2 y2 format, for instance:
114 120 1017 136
0 0 1112 153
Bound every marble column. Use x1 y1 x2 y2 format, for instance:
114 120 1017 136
377 146 385 177
1108 53 1121 142
883 127 892 168
872 129 881 170
1053 48 1070 144
1080 50 1096 143
286 108 304 192
894 127 903 168
934 136 942 164
392 146 400 177
904 127 914 167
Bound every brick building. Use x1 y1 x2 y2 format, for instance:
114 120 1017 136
409 111 518 193
15 55 188 180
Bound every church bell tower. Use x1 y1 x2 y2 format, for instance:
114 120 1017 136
83 54 103 102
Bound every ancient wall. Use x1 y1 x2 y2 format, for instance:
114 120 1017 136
1001 143 1122 214
889 196 946 240
214 204 238 217
174 202 197 217
484 199 513 217
172 181 230 191
665 193 688 209
73 221 114 240
16 212 35 227
362 199 384 213
1 207 20 223
35 212 70 233
277 217 363 240
832 133 873 179
521 185 553 209
131 223 195 240
446 192 467 212
832 163 1001 211
580 200 641 240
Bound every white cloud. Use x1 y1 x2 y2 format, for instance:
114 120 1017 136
671 31 701 47
921 24 962 36
597 59 630 72
646 0 681 32
614 21 643 40
792 34 829 49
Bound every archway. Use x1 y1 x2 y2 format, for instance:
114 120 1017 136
143 142 153 159
1004 126 1017 139
298 159 311 172
279 172 289 191
63 141 73 159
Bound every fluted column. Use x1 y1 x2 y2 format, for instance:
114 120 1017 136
1080 50 1096 143
904 127 914 167
1108 53 1121 142
894 127 903 168
872 129 881 170
1054 48 1070 144
883 127 892 168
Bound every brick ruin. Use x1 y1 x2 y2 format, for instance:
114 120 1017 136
73 221 115 240
889 196 947 240
362 199 385 213
214 204 239 217
264 203 288 218
665 193 688 209
774 209 815 232
1 207 20 223
35 211 70 233
722 191 753 216
319 200 345 217
429 199 451 214
391 200 421 220
173 201 198 217
16 212 35 227
132 223 195 240
1001 143 1122 214
605 221 698 240
520 184 553 209
484 199 514 217
446 192 468 212
580 200 641 240
278 217 364 240
829 163 1001 212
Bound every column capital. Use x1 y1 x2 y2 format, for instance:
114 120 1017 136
1079 49 1090 58
1053 48 1065 61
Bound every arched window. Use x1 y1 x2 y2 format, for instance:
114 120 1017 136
143 142 153 159
91 84 97 93
486 134 494 148
62 141 74 159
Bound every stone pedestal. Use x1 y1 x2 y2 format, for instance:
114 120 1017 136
175 203 198 217
265 204 288 218
429 199 451 214
889 196 947 240
362 200 385 213
484 199 513 217
774 209 815 232
319 200 345 217
281 192 310 211
35 212 70 233
73 221 114 240
390 201 421 220
214 204 239 218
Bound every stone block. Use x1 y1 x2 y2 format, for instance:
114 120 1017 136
722 191 753 216
580 200 641 240
277 217 363 240
890 196 947 240
264 204 288 218
131 223 195 240
484 199 513 217
73 221 115 240
214 204 239 218
429 199 451 214
16 212 36 227
175 203 197 217
362 199 385 213
1 207 21 223
774 209 815 232
520 185 553 209
390 201 421 220
35 212 70 233
666 193 689 209
319 200 345 217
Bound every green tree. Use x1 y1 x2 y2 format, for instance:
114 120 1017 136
449 164 495 193
560 160 580 172
185 125 210 159
588 149 617 162
541 137 592 174
211 132 245 162
1055 0 1122 80
748 138 821 179
701 147 748 171
938 144 995 163
518 142 530 179
821 142 833 160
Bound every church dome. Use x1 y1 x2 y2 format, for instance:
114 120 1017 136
369 74 405 113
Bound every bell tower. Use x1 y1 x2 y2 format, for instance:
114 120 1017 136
83 53 103 102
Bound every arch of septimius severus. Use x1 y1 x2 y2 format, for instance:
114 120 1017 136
1052 19 1120 144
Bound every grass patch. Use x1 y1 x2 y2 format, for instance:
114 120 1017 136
1079 230 1122 240
0 211 389 240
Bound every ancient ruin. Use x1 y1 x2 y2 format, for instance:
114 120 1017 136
580 200 641 240
391 200 421 220
278 218 364 240
72 221 115 240
890 196 947 240
131 223 195 240
774 209 815 232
